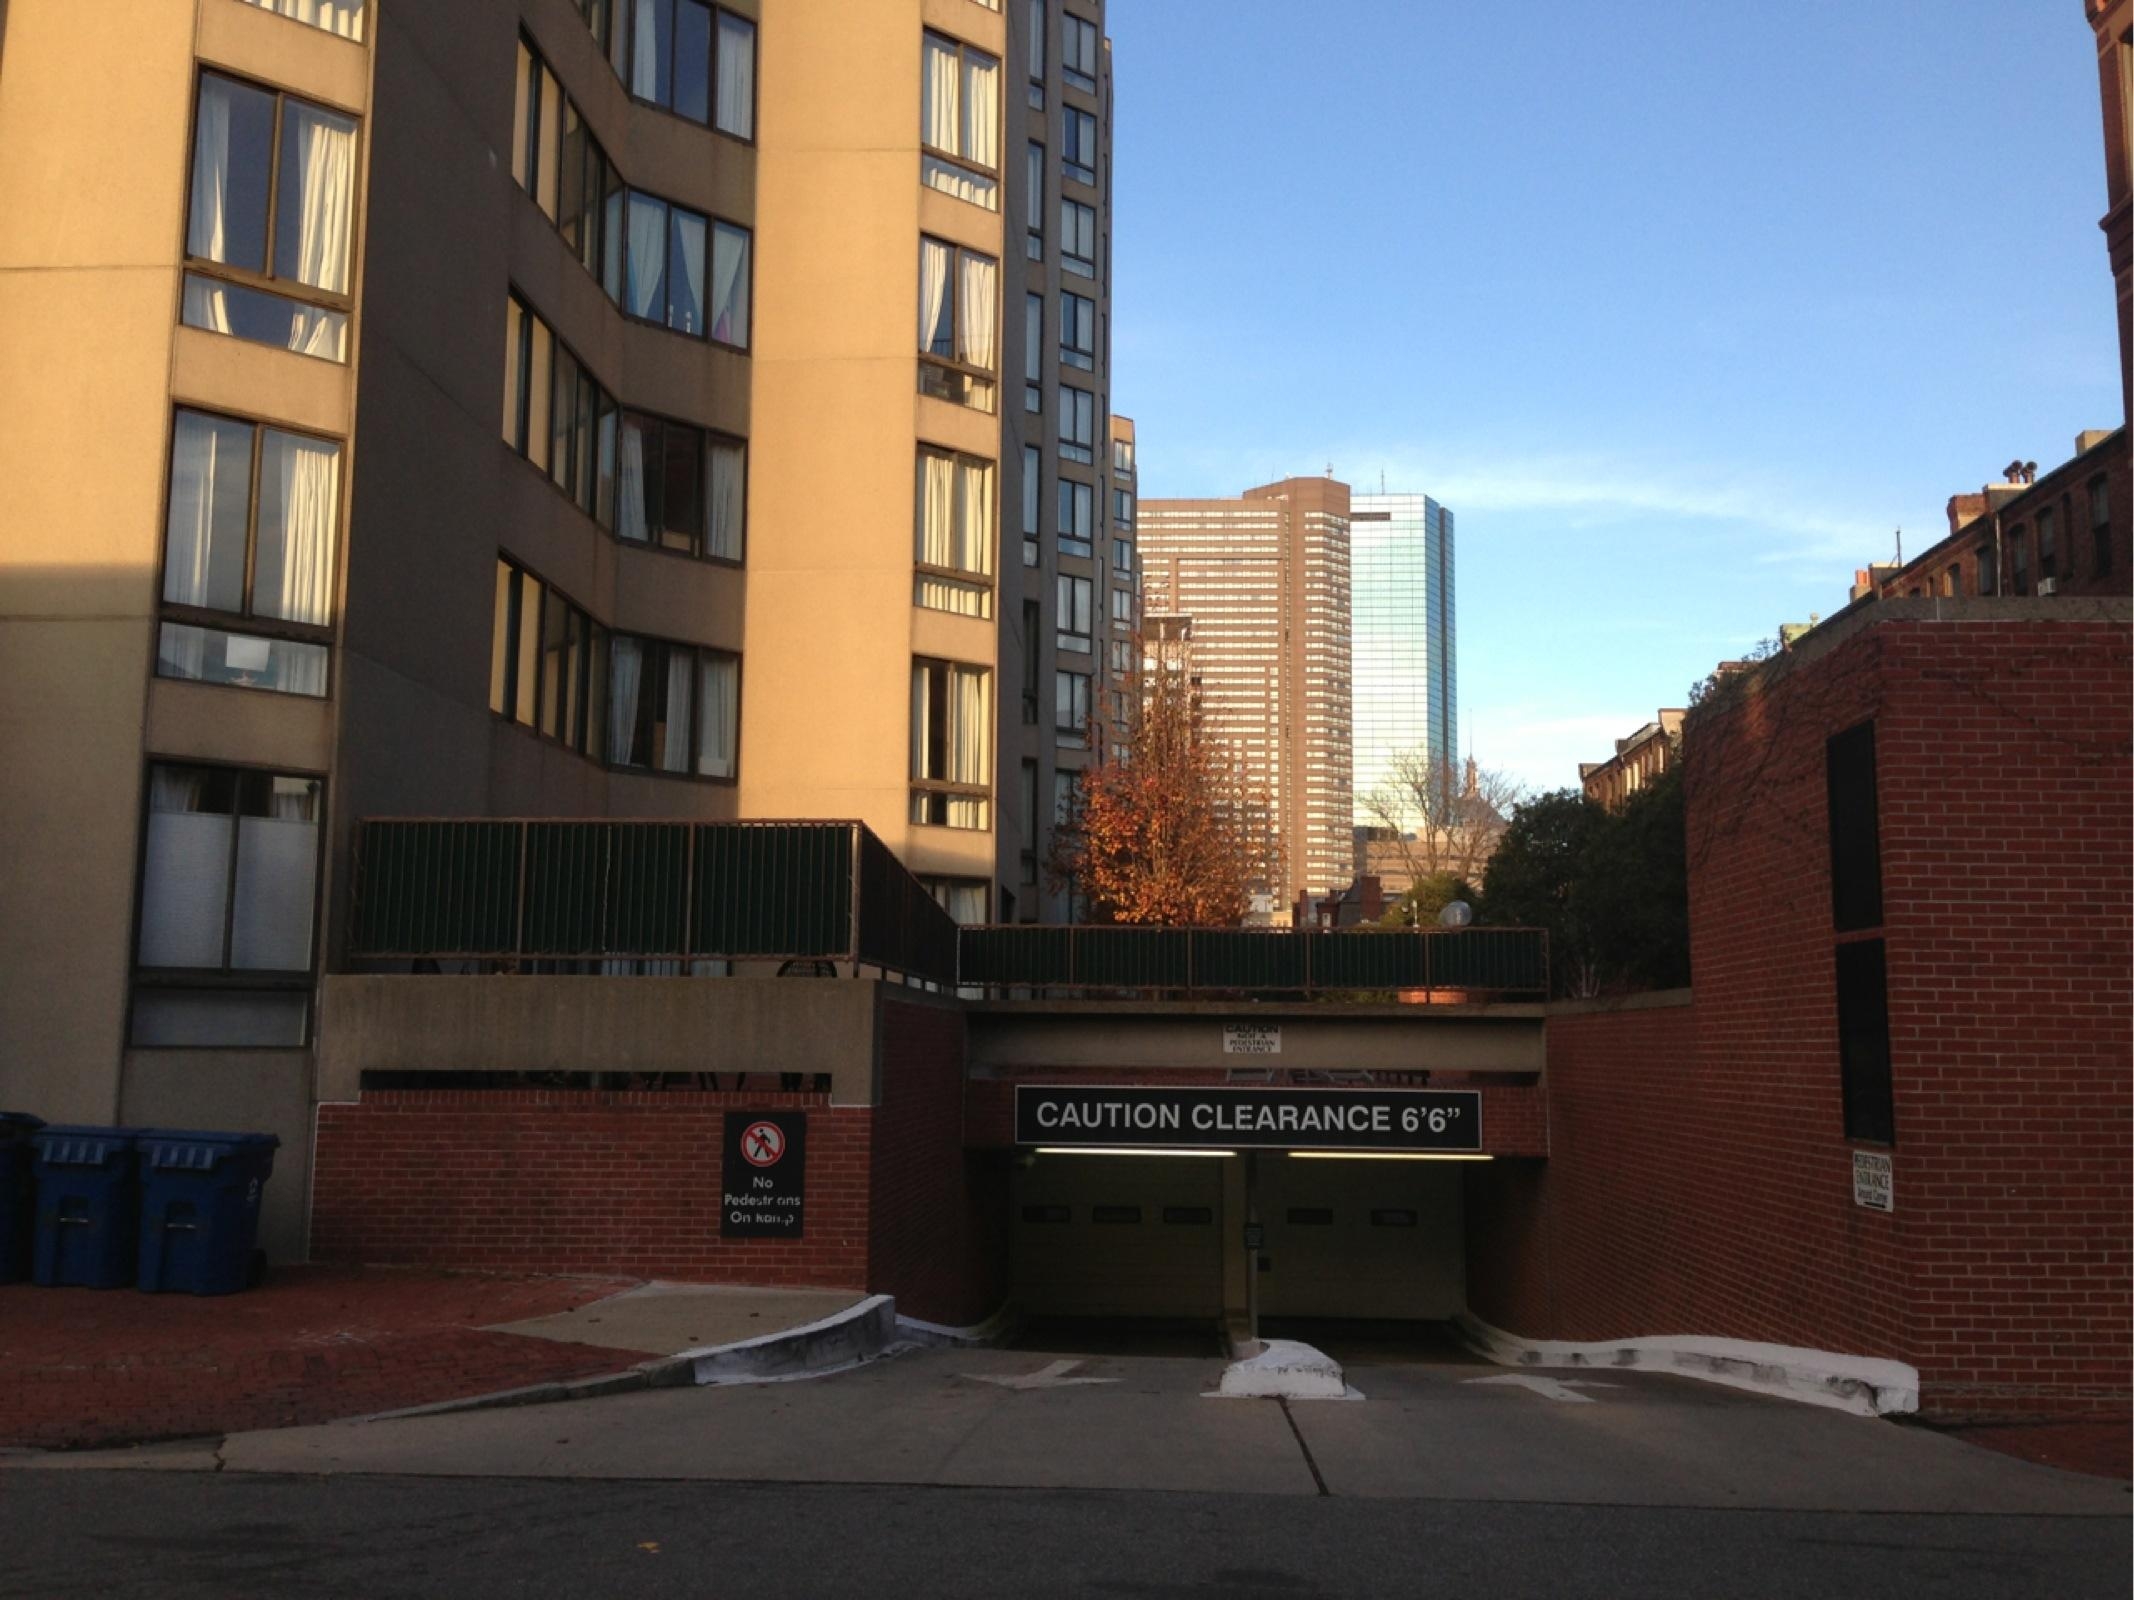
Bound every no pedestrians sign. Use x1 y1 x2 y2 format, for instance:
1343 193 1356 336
722 1111 807 1238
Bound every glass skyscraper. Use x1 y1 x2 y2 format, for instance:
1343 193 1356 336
1349 493 1456 826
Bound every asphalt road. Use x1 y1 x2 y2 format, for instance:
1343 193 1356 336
0 1471 2125 1600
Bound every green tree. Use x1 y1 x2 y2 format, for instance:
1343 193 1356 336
1374 871 1479 929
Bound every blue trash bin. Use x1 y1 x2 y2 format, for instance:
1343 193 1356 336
0 1113 45 1284
134 1129 280 1296
31 1126 138 1289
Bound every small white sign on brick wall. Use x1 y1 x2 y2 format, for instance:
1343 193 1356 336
1852 1150 1894 1212
1223 1024 1281 1056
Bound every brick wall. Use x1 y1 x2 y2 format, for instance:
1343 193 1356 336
867 1000 1005 1326
312 1088 871 1287
1469 616 2131 1420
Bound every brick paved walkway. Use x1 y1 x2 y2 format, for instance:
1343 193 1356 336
0 1267 646 1451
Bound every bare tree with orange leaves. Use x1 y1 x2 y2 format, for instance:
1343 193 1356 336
1047 632 1271 925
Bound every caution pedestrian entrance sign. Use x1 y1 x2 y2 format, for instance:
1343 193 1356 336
722 1111 806 1238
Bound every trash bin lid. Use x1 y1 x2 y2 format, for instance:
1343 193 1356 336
134 1128 281 1171
30 1125 134 1165
0 1112 45 1138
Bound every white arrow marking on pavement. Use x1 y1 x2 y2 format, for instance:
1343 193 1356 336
1463 1374 1620 1404
965 1359 1119 1391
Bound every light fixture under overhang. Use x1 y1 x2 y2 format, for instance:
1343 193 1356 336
1287 1151 1493 1162
1034 1147 1237 1158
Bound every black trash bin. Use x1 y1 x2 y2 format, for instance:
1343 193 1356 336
31 1126 138 1288
0 1113 44 1284
135 1129 280 1295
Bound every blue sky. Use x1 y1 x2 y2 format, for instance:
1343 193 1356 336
1107 0 2123 794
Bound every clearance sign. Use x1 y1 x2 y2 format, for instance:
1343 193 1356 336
1014 1086 1482 1153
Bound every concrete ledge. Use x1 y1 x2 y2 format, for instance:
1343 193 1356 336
1456 1313 1920 1417
684 1293 898 1384
1211 1338 1350 1401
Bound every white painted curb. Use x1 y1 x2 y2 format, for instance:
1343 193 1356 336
895 1304 1017 1348
682 1293 898 1385
1454 1313 1920 1417
1212 1338 1351 1400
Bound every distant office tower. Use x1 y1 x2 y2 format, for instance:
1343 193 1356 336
1138 477 1353 919
1349 493 1456 826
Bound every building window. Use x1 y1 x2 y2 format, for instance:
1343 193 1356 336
1023 444 1042 568
1053 767 1077 826
1062 107 1097 185
623 194 751 346
921 31 1000 209
1025 0 1046 90
158 409 339 699
1057 575 1093 652
1826 720 1882 933
1112 435 1134 475
1113 536 1134 574
2090 476 2113 576
608 634 740 778
1113 486 1133 527
918 238 998 412
1021 599 1042 724
1938 566 1957 598
1058 386 1095 464
1061 291 1095 370
2037 505 2058 587
131 763 321 1047
916 447 996 618
1975 539 1997 596
1111 584 1135 630
240 0 365 41
2008 525 2030 596
1025 142 1045 258
1061 11 1098 90
911 658 992 828
1060 199 1096 276
1019 759 1039 885
605 0 755 137
1024 293 1044 412
490 559 610 760
614 412 746 561
183 72 356 361
1058 478 1093 556
1835 938 1896 1145
922 876 990 926
1108 638 1131 674
515 41 618 283
1055 669 1091 743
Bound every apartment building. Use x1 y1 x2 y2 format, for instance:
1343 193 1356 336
1349 491 1456 825
0 0 1118 1239
1138 476 1354 918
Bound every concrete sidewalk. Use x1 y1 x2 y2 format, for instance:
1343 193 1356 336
0 1269 861 1453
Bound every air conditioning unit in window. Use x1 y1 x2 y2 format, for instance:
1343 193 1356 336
2037 577 2058 596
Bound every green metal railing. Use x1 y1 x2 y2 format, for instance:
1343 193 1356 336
956 924 1548 998
348 818 955 985
348 818 1547 999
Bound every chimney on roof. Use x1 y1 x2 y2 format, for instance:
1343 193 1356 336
2075 429 2114 455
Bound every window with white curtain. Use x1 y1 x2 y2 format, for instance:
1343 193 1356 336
920 31 1000 210
608 635 740 778
1058 386 1095 464
1060 198 1096 277
612 411 746 561
915 447 995 618
158 408 339 699
922 877 991 926
239 0 365 42
183 72 357 361
1062 107 1097 185
595 0 755 134
911 658 992 828
917 237 998 412
491 559 609 760
1062 11 1098 91
618 192 749 347
131 763 321 1048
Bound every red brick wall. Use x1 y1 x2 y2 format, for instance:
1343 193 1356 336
867 1000 1005 1326
312 1089 871 1287
1471 617 2131 1420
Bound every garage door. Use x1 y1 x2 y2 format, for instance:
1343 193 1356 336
1256 1157 1464 1319
1011 1154 1224 1318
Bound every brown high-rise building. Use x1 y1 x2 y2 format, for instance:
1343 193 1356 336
0 0 1124 1246
1138 476 1354 920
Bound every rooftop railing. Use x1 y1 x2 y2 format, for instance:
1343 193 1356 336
347 819 1548 1000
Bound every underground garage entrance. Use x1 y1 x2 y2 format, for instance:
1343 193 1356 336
1007 1085 1484 1344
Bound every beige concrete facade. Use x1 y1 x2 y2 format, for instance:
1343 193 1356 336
1139 476 1356 918
0 0 1118 1258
